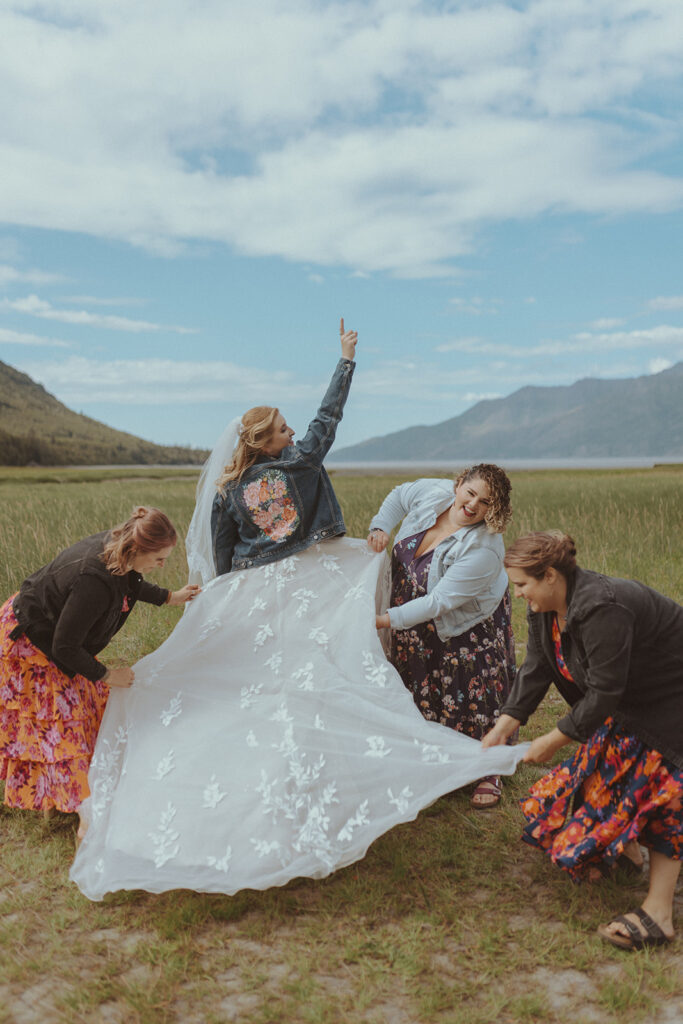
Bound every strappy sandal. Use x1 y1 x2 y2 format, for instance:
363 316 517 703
470 775 502 809
597 907 672 951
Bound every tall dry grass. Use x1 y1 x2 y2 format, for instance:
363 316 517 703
0 465 681 1024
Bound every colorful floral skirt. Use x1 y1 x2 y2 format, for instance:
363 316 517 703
521 717 683 881
0 597 109 812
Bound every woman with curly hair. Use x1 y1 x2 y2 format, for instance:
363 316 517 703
0 507 199 816
368 464 515 808
483 531 683 951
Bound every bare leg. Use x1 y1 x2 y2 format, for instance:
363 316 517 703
601 850 681 943
621 838 644 868
76 812 87 844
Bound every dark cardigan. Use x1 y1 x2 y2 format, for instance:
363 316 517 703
502 567 683 769
11 531 169 682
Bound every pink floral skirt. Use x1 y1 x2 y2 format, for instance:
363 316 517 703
0 597 109 812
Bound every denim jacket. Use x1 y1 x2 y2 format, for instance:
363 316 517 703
211 358 355 574
502 567 683 768
369 478 508 641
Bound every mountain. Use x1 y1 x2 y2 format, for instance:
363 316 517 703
331 362 683 461
0 360 208 466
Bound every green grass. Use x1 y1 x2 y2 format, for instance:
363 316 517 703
0 465 681 1023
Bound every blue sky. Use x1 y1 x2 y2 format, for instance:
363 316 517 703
1 0 682 453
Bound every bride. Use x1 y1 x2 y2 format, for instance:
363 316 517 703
70 321 526 900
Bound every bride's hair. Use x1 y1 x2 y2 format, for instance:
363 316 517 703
217 406 280 490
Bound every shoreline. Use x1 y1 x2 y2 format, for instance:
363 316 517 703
326 456 683 473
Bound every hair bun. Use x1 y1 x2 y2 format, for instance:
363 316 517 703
132 506 148 519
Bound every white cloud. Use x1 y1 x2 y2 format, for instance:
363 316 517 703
433 324 683 359
0 326 71 348
571 325 683 350
0 263 66 287
1 294 197 334
65 295 148 307
649 357 674 373
448 298 501 316
0 0 682 277
648 296 683 311
589 317 625 329
17 356 316 405
435 337 483 353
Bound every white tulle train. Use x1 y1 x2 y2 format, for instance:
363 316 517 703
70 538 527 900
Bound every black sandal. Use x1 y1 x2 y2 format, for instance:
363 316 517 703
597 907 672 951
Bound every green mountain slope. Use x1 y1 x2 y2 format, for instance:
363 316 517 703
332 362 683 461
0 360 208 466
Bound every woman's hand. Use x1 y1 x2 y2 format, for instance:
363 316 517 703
367 529 389 553
523 728 571 763
168 584 202 606
481 713 521 748
340 317 358 361
376 612 391 630
106 666 135 688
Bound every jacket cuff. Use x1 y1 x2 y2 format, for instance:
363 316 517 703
557 712 586 744
499 702 531 726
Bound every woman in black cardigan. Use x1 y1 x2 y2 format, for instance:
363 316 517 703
0 507 198 816
483 531 682 951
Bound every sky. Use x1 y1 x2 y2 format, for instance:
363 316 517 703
1 0 683 454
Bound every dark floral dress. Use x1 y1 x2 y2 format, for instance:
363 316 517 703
390 530 516 740
520 614 683 880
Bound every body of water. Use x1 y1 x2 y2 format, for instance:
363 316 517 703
326 456 683 472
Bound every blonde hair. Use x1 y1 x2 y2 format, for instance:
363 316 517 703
455 463 512 534
102 506 177 575
216 406 280 491
504 530 577 579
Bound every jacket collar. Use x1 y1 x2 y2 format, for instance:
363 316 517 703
565 567 613 625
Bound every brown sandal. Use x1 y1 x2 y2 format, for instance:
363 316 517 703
598 908 672 951
470 775 502 809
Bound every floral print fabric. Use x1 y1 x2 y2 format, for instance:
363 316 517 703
521 717 683 879
0 597 109 812
551 614 573 681
389 531 516 739
242 469 300 542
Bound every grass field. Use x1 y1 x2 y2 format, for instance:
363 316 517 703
0 465 681 1024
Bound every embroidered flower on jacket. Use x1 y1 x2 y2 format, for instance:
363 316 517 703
242 470 300 542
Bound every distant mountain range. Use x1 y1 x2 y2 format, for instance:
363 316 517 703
0 360 208 466
332 362 683 461
3 357 681 467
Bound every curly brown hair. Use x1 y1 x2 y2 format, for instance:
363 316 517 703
454 463 512 534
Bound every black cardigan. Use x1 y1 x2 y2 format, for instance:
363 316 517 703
502 567 683 769
11 531 169 682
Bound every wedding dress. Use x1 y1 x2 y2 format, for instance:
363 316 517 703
70 537 527 900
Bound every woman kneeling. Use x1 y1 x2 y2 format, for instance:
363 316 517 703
483 530 682 951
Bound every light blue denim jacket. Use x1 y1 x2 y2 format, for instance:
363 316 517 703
211 358 354 574
369 478 508 640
